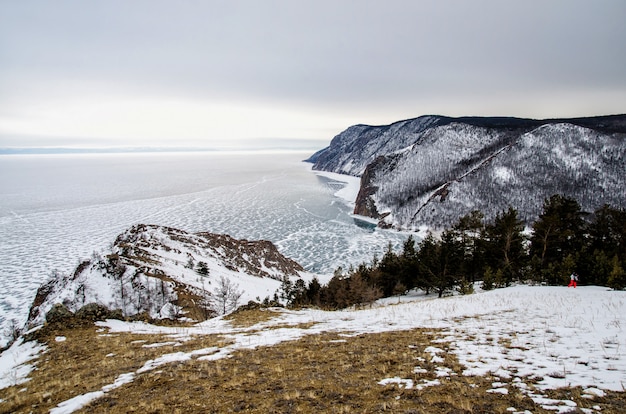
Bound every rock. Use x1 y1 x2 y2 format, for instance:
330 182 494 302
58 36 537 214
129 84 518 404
75 303 123 322
45 303 74 324
28 224 307 328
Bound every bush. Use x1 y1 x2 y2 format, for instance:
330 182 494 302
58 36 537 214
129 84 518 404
481 268 495 291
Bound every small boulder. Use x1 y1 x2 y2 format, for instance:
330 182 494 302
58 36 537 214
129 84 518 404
45 303 74 325
75 303 123 322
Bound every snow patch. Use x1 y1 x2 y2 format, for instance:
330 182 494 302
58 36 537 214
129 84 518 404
0 338 46 390
493 166 514 183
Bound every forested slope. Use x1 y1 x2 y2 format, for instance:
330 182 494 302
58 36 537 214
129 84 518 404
308 114 626 229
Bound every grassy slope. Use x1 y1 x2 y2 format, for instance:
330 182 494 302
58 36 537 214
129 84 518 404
1 306 625 414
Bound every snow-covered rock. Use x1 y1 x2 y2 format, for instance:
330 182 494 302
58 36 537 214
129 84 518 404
27 224 306 326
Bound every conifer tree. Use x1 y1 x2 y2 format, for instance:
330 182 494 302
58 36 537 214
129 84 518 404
608 256 626 290
399 235 419 291
451 210 485 284
481 267 495 290
482 207 527 285
306 277 322 306
417 231 463 297
584 205 626 285
530 195 586 284
377 242 403 296
415 233 438 294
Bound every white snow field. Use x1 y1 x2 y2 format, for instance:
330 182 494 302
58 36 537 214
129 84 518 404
1 285 620 413
0 151 407 348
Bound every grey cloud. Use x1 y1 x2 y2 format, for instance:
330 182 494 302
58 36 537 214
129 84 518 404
1 0 624 117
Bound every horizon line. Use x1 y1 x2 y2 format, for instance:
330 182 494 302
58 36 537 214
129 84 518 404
0 145 326 155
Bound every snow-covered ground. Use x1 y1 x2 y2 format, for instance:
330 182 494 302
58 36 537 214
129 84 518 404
3 285 623 413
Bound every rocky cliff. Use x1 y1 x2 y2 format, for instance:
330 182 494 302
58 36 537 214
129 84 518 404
308 114 626 229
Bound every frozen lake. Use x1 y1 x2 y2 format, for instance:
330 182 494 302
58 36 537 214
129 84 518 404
0 151 407 346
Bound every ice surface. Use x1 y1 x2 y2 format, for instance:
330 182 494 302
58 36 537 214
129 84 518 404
0 152 407 347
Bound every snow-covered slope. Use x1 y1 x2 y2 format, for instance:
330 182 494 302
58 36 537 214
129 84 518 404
308 114 626 229
9 285 622 413
307 115 445 176
27 224 307 326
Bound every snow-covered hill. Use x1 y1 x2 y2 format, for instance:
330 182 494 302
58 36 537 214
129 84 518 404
308 114 626 229
26 224 307 326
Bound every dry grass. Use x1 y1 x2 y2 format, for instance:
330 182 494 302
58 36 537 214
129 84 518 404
79 330 592 414
224 307 284 328
0 324 226 414
2 320 625 414
224 307 318 332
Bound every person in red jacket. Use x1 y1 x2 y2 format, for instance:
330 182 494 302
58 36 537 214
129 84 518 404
568 272 579 288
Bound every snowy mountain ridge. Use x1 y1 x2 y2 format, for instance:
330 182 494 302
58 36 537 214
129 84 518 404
307 114 626 229
27 224 306 326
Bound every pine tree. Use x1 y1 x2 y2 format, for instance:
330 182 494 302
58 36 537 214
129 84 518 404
607 256 626 290
196 261 209 276
585 205 626 285
399 235 419 290
530 195 586 284
481 267 495 291
417 231 463 298
482 207 527 285
451 210 485 284
377 242 402 296
305 277 322 306
416 233 438 295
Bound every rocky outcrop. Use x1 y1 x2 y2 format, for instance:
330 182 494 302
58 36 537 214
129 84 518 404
195 232 303 278
27 224 306 327
352 156 384 218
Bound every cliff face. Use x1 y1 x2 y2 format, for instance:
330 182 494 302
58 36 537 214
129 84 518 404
308 114 626 229
27 224 305 326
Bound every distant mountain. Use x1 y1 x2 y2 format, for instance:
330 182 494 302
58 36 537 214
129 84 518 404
307 114 626 229
27 224 305 326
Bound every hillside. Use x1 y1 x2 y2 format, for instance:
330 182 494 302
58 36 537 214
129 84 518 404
307 114 626 229
2 286 625 413
26 224 307 327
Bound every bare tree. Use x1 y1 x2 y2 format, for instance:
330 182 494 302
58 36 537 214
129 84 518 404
4 318 23 346
211 276 243 315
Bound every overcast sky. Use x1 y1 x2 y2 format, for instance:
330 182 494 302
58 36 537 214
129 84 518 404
0 0 624 148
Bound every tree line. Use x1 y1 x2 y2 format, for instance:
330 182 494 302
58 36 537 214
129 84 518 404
281 195 626 310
